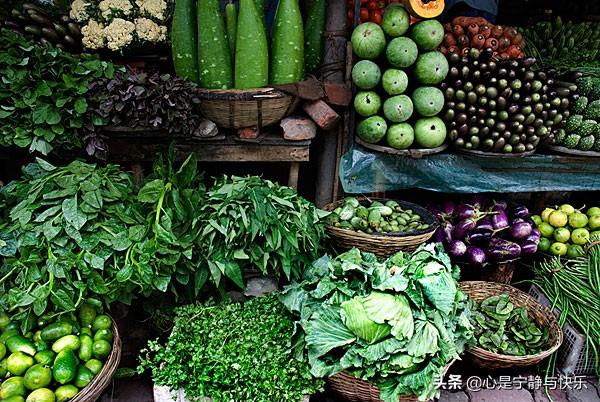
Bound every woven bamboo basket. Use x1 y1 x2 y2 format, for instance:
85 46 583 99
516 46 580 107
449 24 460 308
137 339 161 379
324 198 438 258
71 318 122 402
459 281 563 369
327 361 455 402
480 259 517 284
197 87 299 129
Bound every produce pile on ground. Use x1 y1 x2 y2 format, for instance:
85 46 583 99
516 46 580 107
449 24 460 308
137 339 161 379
522 17 600 76
469 294 549 356
533 204 600 258
139 293 323 401
532 236 600 376
0 304 114 401
281 244 474 402
1 2 82 52
347 0 444 27
441 48 571 154
553 76 600 152
352 6 449 150
0 30 116 155
441 17 525 60
328 197 430 234
430 198 539 266
172 0 325 88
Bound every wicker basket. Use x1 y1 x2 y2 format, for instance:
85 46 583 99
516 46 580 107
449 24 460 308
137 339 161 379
327 362 455 402
324 198 438 258
71 319 122 402
459 281 563 369
197 87 299 129
480 260 517 284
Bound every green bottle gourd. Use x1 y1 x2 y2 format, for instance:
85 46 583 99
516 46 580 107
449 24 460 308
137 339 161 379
254 0 266 27
235 0 269 89
171 0 198 82
225 1 237 62
197 0 233 89
304 0 326 74
270 0 304 85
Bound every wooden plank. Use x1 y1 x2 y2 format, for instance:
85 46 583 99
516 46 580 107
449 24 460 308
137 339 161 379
288 162 300 190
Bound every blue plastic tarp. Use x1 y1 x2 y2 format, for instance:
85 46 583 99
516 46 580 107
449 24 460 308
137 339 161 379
340 146 600 194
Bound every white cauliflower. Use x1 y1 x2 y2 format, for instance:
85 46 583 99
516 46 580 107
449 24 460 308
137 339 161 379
81 20 105 49
99 0 133 19
69 0 89 22
104 18 135 51
135 18 167 42
136 0 168 20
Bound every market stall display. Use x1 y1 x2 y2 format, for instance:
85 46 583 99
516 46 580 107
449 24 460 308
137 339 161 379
351 7 450 152
281 244 474 402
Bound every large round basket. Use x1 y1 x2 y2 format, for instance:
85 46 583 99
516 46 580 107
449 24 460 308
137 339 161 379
71 318 122 402
459 281 563 369
324 198 438 258
197 87 299 129
327 362 455 402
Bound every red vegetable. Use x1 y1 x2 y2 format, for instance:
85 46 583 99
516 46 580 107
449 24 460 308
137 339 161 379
369 10 382 24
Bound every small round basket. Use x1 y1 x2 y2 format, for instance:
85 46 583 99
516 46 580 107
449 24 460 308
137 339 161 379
323 198 438 258
480 259 517 284
459 281 563 369
197 87 299 129
71 318 122 402
327 361 455 402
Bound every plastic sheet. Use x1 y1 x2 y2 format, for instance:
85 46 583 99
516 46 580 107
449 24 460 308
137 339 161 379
340 146 600 194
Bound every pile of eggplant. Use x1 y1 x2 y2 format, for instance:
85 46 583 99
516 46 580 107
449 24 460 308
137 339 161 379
431 198 540 266
441 48 573 154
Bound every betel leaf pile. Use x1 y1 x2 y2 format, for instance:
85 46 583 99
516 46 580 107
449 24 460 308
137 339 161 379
138 293 324 402
281 244 474 402
0 30 116 155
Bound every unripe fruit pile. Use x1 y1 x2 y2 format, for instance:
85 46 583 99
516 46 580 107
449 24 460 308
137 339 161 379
351 4 449 150
441 49 572 154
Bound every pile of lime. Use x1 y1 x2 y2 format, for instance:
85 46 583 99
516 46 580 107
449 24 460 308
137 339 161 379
0 304 113 402
533 204 600 258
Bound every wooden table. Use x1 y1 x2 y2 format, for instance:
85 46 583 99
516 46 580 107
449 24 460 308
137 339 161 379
105 130 311 189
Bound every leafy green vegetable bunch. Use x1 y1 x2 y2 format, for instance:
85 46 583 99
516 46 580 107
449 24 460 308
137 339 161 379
281 244 474 402
138 293 324 401
0 154 205 332
197 176 328 289
0 30 117 155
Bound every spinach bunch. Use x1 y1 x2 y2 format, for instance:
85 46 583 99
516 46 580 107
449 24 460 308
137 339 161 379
197 176 328 289
281 244 475 402
138 293 324 401
0 30 116 155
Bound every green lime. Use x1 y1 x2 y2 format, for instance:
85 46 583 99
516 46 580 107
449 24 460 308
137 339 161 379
74 365 94 388
93 329 113 343
52 350 77 385
54 385 78 402
588 215 600 230
538 237 551 252
4 395 25 402
553 227 571 243
568 212 589 229
92 340 111 360
549 210 568 227
91 315 111 333
567 244 585 259
51 335 80 354
33 351 55 367
0 313 11 331
78 304 97 328
7 352 34 376
84 359 103 375
0 342 6 360
0 376 26 399
0 357 8 377
571 228 591 245
531 215 542 226
550 242 568 256
25 387 55 402
587 206 600 217
538 222 555 238
24 364 52 390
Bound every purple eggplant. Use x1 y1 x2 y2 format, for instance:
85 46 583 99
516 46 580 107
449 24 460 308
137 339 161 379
470 195 487 209
521 241 538 255
492 199 508 210
531 226 541 237
526 233 541 243
510 221 533 240
453 218 477 240
449 240 468 258
467 246 487 265
441 221 454 245
491 206 509 230
477 216 494 231
429 206 445 222
456 204 477 220
467 227 494 244
488 238 521 261
442 200 456 217
432 227 445 243
512 205 531 219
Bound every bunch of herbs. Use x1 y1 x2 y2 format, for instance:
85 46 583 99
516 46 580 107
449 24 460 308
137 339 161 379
197 176 328 289
138 293 324 401
0 30 116 155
